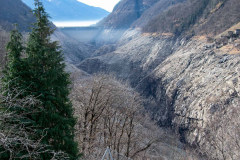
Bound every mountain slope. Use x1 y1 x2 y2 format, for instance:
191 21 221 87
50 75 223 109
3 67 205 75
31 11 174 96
99 0 240 36
22 0 109 21
98 0 159 29
77 0 240 159
143 0 240 36
0 0 35 70
94 0 186 44
0 0 93 69
131 0 186 28
0 0 35 31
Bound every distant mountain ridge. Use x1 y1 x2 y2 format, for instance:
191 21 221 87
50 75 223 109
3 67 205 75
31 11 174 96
0 0 35 31
22 0 109 21
0 0 95 70
98 0 160 29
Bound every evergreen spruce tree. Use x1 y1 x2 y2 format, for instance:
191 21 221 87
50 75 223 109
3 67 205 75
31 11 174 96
1 0 79 159
2 27 26 93
25 0 78 159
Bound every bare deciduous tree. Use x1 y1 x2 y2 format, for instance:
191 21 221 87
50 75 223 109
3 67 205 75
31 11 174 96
202 105 240 160
0 27 8 69
0 84 69 160
71 74 160 159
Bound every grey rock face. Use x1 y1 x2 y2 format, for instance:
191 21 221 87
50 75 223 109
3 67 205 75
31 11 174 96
152 39 240 159
78 28 240 158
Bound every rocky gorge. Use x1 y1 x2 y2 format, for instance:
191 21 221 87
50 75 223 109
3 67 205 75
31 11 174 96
73 0 240 159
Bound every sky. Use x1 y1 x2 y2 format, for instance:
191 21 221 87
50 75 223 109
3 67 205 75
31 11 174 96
77 0 120 12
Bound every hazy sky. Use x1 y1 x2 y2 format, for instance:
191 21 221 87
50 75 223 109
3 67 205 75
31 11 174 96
77 0 120 12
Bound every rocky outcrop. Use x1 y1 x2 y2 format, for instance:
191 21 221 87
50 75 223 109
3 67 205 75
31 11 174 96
148 38 240 159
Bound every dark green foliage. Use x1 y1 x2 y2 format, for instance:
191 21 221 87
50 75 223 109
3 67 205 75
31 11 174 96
2 28 28 93
25 1 79 159
1 0 78 159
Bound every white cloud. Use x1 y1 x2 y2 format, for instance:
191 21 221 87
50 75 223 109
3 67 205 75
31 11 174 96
77 0 120 12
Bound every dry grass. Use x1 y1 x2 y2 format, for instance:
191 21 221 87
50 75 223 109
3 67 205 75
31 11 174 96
216 21 240 38
142 32 174 38
192 35 208 42
219 44 240 54
210 2 224 13
161 32 174 37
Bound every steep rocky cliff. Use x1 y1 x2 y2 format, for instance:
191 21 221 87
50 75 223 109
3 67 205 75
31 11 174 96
78 0 240 159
